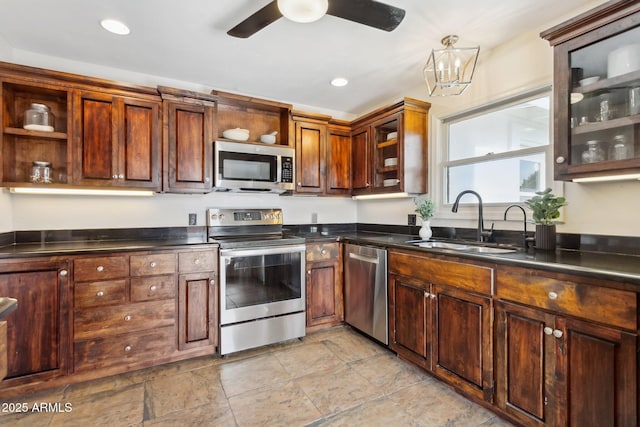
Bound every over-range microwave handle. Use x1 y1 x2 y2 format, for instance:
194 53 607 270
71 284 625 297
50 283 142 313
276 155 282 183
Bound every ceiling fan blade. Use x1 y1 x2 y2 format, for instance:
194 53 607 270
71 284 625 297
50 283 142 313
327 0 405 32
227 1 283 38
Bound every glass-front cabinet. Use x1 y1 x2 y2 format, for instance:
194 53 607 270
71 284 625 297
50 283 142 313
542 1 640 181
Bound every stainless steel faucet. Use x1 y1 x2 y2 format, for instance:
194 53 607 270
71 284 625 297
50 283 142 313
451 190 494 242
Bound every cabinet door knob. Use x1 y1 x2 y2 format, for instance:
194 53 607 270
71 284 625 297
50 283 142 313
320 249 327 255
124 315 132 321
205 177 210 183
112 174 118 179
124 345 132 352
209 279 215 285
194 258 200 265
553 329 563 338
97 265 104 272
59 269 68 276
96 291 105 297
118 174 124 179
149 261 157 268
543 326 553 335
555 156 566 164
548 291 558 300
149 285 157 292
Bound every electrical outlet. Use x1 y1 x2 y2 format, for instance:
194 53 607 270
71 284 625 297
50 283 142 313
188 213 197 226
311 212 318 224
408 214 416 226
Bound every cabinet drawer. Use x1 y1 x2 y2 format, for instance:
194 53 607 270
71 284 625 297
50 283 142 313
130 253 176 276
74 300 175 340
74 325 175 372
178 251 216 273
389 250 493 295
306 242 339 262
75 255 129 281
130 275 176 302
75 279 127 308
496 268 636 330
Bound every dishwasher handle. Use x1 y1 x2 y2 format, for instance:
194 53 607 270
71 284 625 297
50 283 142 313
348 252 380 264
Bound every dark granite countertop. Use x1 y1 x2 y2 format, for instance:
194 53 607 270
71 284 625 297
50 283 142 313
338 231 640 286
0 226 638 286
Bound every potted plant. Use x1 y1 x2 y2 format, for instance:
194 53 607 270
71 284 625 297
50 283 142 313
414 196 435 240
524 188 567 250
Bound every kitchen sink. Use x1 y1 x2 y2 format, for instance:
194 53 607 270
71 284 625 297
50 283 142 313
406 239 518 254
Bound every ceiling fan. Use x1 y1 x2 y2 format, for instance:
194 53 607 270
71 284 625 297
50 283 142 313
227 0 406 38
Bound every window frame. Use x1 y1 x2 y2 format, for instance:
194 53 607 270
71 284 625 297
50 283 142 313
432 86 560 225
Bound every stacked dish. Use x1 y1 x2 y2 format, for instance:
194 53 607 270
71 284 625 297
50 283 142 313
222 128 250 141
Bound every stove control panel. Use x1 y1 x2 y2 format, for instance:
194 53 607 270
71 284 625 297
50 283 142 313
207 208 283 226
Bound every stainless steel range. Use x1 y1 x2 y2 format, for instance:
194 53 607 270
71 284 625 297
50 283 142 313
207 208 306 355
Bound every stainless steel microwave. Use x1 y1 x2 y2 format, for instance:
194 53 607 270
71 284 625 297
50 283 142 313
214 140 295 193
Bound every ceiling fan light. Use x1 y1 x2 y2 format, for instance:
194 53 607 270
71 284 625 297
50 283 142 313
277 0 328 23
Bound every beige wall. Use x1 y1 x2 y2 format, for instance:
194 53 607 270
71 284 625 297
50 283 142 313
2 1 639 237
358 1 640 238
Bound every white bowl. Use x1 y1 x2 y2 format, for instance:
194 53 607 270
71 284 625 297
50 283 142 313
222 128 250 141
608 44 640 78
386 131 398 140
384 157 398 167
260 134 276 144
579 76 600 86
383 178 398 187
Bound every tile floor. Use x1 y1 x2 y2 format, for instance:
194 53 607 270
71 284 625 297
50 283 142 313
0 326 514 427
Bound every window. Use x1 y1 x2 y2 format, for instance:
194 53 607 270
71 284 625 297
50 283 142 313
443 89 551 204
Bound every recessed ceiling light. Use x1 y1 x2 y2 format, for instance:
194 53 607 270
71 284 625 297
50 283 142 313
331 77 348 87
100 19 131 35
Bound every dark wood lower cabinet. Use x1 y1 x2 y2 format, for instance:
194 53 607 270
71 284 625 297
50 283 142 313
432 284 493 402
495 300 637 427
305 243 343 331
0 259 70 386
178 272 217 350
389 274 430 365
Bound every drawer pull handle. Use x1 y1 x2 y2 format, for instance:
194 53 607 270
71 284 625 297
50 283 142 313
548 291 558 300
150 285 157 292
149 261 157 268
96 291 105 297
124 345 132 352
543 327 553 335
553 329 563 338
194 258 200 265
124 315 132 321
97 265 104 272
321 249 327 255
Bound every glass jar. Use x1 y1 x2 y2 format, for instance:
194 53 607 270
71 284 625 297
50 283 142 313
610 135 629 160
581 140 605 164
30 161 53 184
23 103 55 132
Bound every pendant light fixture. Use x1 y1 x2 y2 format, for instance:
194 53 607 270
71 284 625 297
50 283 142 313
423 35 480 96
277 0 329 23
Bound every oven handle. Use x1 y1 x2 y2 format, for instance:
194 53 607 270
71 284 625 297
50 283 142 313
220 244 306 259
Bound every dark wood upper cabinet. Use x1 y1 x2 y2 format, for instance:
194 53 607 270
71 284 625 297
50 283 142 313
159 86 215 193
541 1 640 181
294 117 326 194
73 90 161 189
326 122 351 195
350 98 430 195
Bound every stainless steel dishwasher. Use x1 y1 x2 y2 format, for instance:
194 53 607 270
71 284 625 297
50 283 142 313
343 243 388 345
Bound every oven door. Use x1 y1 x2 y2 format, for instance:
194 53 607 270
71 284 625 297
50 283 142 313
219 244 305 325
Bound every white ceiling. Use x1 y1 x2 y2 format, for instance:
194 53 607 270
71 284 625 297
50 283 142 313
0 0 602 116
